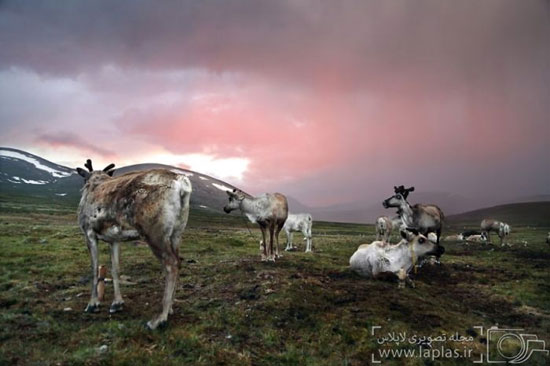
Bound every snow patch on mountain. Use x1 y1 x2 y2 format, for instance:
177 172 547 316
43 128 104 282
0 150 73 178
212 182 232 192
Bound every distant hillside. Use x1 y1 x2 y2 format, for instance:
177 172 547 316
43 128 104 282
447 202 550 227
0 147 82 205
0 148 242 214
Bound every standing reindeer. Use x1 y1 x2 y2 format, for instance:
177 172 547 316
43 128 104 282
480 219 510 246
76 159 192 330
375 216 393 242
283 213 313 253
224 189 288 261
382 188 445 247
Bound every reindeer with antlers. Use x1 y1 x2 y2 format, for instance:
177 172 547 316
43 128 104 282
76 159 192 329
382 185 445 247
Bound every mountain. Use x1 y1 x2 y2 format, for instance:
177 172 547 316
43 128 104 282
0 147 82 205
3 147 550 224
0 148 240 213
447 201 550 227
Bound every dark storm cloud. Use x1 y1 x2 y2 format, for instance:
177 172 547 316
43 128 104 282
2 0 548 92
0 0 549 206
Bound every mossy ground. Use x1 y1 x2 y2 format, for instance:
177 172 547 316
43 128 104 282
1 200 549 365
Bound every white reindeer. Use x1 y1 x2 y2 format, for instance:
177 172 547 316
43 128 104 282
349 229 444 288
76 160 192 330
481 219 510 246
224 189 288 261
283 213 313 252
375 216 392 242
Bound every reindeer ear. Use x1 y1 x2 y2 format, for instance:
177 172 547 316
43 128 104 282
106 170 115 177
76 167 90 179
226 190 234 197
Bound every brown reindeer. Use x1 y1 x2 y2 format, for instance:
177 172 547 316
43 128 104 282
382 189 445 259
76 160 192 329
223 189 288 261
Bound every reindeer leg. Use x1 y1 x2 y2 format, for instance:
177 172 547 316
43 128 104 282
306 225 313 253
85 233 100 313
260 225 268 261
285 230 293 251
147 256 179 330
397 269 407 289
397 268 415 288
109 242 124 313
144 233 182 330
275 220 284 258
268 224 276 261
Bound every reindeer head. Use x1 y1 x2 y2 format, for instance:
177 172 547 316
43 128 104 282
499 223 510 237
76 159 116 181
223 188 246 213
383 192 407 209
401 228 444 258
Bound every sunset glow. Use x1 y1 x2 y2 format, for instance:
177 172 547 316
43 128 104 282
0 1 548 206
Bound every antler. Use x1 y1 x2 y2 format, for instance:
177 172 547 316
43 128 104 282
103 163 115 172
394 185 415 199
84 159 93 172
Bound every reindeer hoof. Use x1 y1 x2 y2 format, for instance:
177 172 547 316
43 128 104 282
146 319 168 330
84 304 100 313
109 302 124 314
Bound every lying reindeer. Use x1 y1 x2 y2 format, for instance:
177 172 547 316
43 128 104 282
76 160 192 330
349 229 444 288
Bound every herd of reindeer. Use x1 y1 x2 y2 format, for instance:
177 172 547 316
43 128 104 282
74 160 543 329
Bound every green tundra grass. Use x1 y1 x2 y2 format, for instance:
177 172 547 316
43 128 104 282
1 198 549 365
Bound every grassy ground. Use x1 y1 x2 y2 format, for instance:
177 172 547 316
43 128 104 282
1 200 549 365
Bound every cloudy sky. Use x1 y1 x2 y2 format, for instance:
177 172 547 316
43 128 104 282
1 0 548 206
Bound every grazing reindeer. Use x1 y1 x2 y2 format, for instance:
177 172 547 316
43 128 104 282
224 189 288 261
480 219 510 246
350 229 444 288
76 159 192 330
283 213 313 252
382 190 445 248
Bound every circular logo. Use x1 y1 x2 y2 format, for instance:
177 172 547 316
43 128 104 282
497 333 524 360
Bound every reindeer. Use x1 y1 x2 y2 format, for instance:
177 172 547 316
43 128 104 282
375 216 392 242
350 229 444 288
224 189 288 261
480 219 510 246
382 189 445 249
283 213 313 252
76 159 192 330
